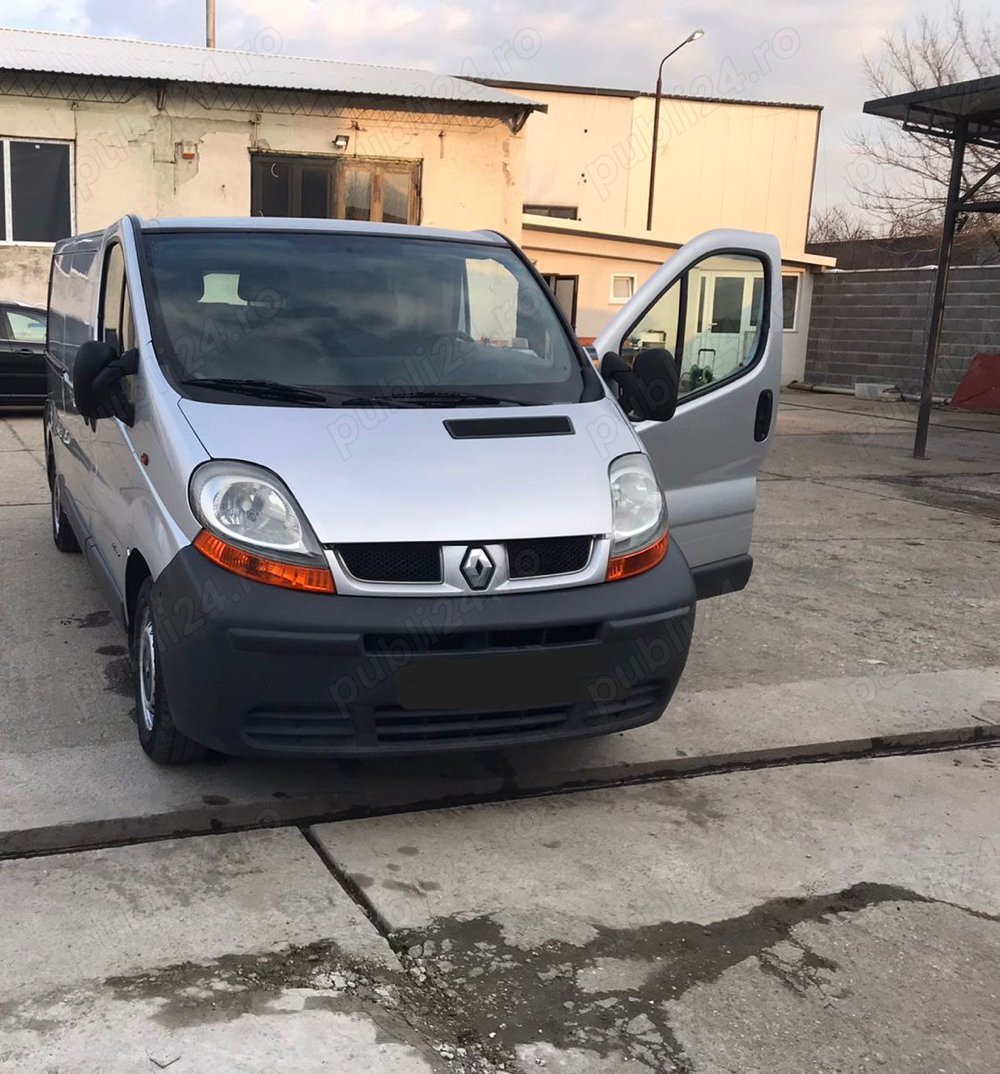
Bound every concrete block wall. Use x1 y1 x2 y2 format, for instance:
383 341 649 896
805 266 1000 395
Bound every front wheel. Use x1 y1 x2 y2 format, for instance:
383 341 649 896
132 578 207 764
48 455 80 553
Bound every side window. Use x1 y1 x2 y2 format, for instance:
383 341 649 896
100 243 126 353
121 286 136 352
6 309 46 342
100 243 139 406
621 253 768 399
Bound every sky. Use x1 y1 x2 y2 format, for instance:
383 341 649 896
3 0 997 216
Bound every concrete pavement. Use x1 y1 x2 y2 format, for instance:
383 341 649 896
0 397 998 854
3 750 999 1072
0 394 999 1071
311 749 1000 1072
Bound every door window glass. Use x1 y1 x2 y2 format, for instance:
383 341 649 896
710 277 744 333
344 168 372 221
6 309 46 342
382 171 410 225
301 166 331 218
621 253 768 400
100 244 126 353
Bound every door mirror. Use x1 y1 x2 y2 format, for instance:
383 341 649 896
74 340 138 423
601 348 678 422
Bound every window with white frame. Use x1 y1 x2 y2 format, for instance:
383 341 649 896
0 138 73 244
610 273 635 304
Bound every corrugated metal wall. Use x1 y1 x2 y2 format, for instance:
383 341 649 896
805 266 1000 395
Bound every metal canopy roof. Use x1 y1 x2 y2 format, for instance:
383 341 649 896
864 74 1000 148
864 73 1000 458
0 26 541 112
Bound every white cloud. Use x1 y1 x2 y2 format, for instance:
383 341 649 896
2 0 90 32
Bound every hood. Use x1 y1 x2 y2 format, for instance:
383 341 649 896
178 397 641 544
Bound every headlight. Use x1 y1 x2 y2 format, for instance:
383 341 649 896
189 461 334 593
190 461 321 561
608 453 666 556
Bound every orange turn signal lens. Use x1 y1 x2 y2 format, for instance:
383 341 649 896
606 532 669 582
193 530 335 593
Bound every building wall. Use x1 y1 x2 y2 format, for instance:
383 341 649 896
522 224 679 338
805 267 1000 395
0 86 525 305
519 88 820 258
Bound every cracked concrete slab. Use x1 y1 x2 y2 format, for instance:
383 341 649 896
311 750 1000 1072
312 750 1000 935
0 829 480 1073
0 828 394 999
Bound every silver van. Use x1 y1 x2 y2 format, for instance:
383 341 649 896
45 217 781 763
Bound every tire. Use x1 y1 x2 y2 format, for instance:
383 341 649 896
48 453 81 554
132 577 207 764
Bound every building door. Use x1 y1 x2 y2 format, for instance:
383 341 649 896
691 271 761 382
541 274 578 330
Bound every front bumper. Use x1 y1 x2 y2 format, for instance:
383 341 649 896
152 543 696 757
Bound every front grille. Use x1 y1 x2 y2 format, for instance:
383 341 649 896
374 704 571 743
508 536 593 578
364 622 599 655
244 709 356 750
338 542 442 583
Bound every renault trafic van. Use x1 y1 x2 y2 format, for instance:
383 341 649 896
45 217 780 763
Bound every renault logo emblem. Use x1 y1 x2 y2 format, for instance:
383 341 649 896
460 547 495 590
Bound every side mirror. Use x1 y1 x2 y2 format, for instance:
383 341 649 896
601 347 678 422
74 341 138 424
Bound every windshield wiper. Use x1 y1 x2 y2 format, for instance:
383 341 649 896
375 390 528 408
181 377 329 405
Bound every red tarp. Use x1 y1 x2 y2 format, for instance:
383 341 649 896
951 353 1000 413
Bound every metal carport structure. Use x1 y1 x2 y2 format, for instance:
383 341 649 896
864 75 1000 457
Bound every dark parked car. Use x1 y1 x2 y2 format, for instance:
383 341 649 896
1 301 48 405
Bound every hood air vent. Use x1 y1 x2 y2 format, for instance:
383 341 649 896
444 416 574 439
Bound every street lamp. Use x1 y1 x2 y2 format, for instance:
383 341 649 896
646 29 705 231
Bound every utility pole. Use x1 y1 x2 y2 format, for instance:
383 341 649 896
206 0 216 48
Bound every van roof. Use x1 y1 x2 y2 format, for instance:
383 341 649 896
58 217 511 251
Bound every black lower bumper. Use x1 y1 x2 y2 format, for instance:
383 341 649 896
152 543 696 757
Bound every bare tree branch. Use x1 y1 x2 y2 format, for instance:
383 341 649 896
847 0 1000 234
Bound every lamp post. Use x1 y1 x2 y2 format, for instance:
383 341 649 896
646 29 705 232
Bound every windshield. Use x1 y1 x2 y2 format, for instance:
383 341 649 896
139 230 586 406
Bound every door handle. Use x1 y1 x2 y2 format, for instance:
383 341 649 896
17 347 34 355
754 390 773 442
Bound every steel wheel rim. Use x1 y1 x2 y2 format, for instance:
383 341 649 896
51 477 61 536
138 613 157 733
